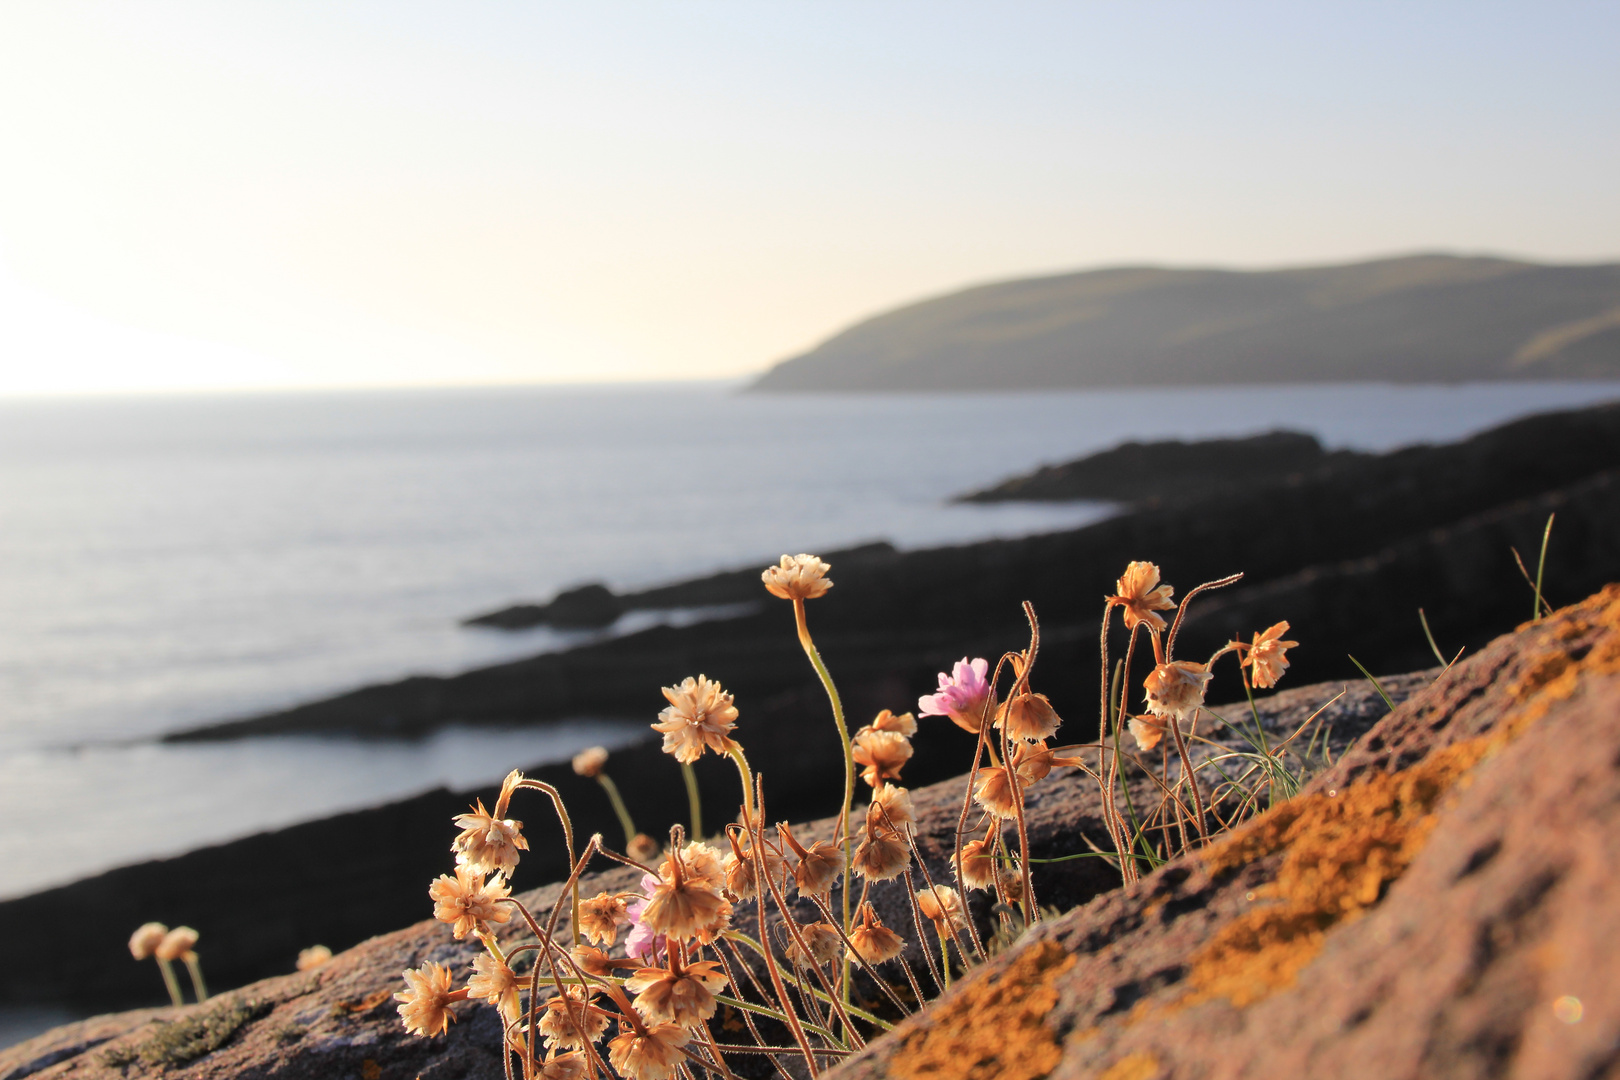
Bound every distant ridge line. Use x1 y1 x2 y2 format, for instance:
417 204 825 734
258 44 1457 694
748 252 1620 392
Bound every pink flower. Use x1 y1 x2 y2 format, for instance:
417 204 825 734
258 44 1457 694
623 874 667 963
918 657 993 734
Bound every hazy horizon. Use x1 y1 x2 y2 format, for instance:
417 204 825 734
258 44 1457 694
2 2 1617 396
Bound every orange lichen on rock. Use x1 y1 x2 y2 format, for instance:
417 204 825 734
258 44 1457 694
1097 1052 1162 1080
889 941 1075 1080
1184 583 1620 1009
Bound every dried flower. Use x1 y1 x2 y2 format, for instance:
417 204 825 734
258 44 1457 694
1009 741 1083 785
853 819 910 882
1144 660 1212 721
571 944 617 979
539 984 609 1050
957 837 998 890
129 923 168 961
868 784 915 829
468 952 522 1024
571 746 610 778
155 926 199 962
847 903 905 965
1110 561 1176 634
627 834 662 864
540 1052 588 1080
296 945 333 971
971 767 1018 819
625 960 728 1026
779 824 843 897
451 799 529 876
652 675 740 764
642 854 732 943
997 866 1026 906
852 728 913 788
578 891 630 946
607 1021 691 1080
429 866 513 940
1246 621 1299 689
999 693 1062 742
858 709 918 738
1128 715 1167 752
761 553 833 601
660 842 726 893
918 657 994 734
396 961 464 1038
722 835 787 900
786 922 843 968
917 885 968 934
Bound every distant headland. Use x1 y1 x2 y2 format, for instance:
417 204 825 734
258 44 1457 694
748 253 1620 391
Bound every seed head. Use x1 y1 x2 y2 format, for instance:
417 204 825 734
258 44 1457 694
779 824 843 897
1110 561 1176 633
722 835 787 900
652 675 740 764
852 728 913 788
467 952 522 1024
868 784 915 828
848 903 905 966
1246 621 1299 689
451 799 529 876
853 818 910 881
625 960 728 1026
571 746 610 778
578 891 630 946
396 961 462 1038
155 926 199 962
642 853 732 943
1144 660 1212 721
296 945 333 971
971 767 1018 820
129 922 168 961
999 692 1062 742
957 837 998 890
786 922 844 968
538 985 609 1050
858 709 918 738
917 885 968 934
761 554 833 601
607 1021 691 1080
429 866 513 940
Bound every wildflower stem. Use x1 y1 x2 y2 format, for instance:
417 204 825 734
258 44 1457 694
681 762 704 839
747 779 822 1077
791 598 855 997
728 747 756 825
182 953 208 1003
940 933 952 990
154 957 183 1008
595 774 637 848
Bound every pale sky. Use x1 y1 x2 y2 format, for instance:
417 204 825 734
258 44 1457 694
0 1 1616 395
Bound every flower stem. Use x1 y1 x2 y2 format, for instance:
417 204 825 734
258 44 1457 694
154 958 183 1008
182 953 208 1003
681 762 704 839
595 774 637 848
792 598 855 1000
728 747 755 825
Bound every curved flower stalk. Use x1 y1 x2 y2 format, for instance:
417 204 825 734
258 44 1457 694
573 746 639 851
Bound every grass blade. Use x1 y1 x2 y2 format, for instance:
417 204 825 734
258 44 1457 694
1418 607 1448 668
1348 654 1396 713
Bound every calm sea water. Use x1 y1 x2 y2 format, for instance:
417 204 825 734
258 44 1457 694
2 379 1619 904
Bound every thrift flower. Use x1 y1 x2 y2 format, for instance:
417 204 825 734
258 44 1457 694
999 692 1062 742
761 554 833 601
296 945 333 971
571 746 609 778
779 824 842 897
957 837 997 890
1128 715 1167 752
1110 562 1176 633
642 853 731 943
652 675 740 764
578 891 630 946
848 903 905 966
917 885 968 934
429 866 512 940
129 923 168 960
722 835 787 900
538 985 609 1050
571 944 616 979
868 784 915 829
624 875 667 963
625 960 728 1026
786 922 843 968
468 952 522 1024
541 1053 588 1080
918 658 994 734
1246 621 1298 689
853 814 910 882
451 799 529 876
1144 660 1213 722
607 1022 691 1080
858 709 918 738
627 834 662 864
660 841 726 893
972 767 1018 820
155 926 199 962
852 728 913 788
396 962 464 1038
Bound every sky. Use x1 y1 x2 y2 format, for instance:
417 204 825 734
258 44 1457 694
0 1 1616 396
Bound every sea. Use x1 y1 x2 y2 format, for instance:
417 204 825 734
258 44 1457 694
2 379 1619 910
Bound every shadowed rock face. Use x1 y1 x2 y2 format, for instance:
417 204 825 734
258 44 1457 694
5 588 1615 1079
833 585 1620 1080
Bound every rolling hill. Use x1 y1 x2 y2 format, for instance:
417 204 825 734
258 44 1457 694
749 253 1620 391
